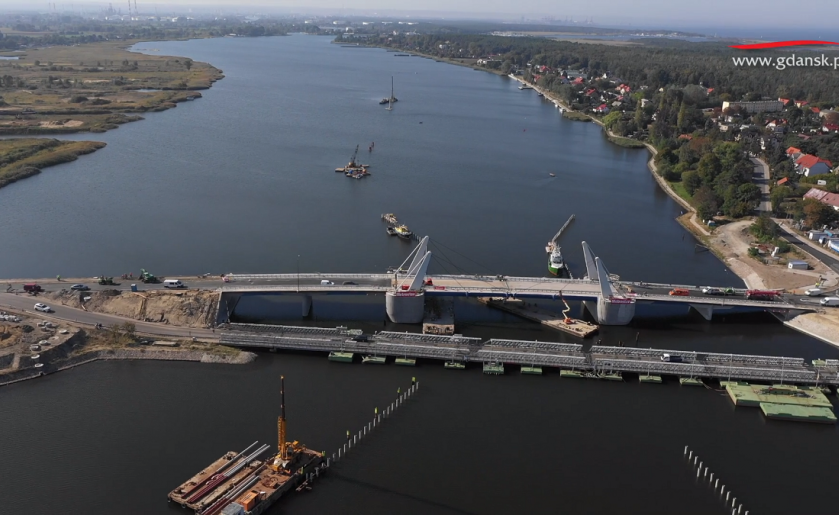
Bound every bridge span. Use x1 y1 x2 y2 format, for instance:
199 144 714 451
220 324 839 386
216 239 802 327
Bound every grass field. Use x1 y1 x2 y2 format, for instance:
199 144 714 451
0 138 106 189
0 40 223 135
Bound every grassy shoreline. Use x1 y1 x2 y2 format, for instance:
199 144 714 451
0 138 106 189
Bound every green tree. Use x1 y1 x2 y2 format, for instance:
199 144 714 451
694 186 720 220
803 198 839 228
696 153 722 184
682 170 702 195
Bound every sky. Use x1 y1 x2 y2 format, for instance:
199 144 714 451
5 0 839 36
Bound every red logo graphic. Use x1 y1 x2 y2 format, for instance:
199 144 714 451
730 40 839 50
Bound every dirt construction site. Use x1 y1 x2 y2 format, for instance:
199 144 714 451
48 288 219 328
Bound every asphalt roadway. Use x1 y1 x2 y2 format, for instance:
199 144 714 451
0 292 215 339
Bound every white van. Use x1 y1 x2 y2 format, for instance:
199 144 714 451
821 297 839 307
805 288 823 297
320 280 334 286
163 279 185 289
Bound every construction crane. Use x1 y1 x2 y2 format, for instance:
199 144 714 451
278 375 288 461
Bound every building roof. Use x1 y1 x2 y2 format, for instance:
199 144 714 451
796 154 833 169
786 146 802 155
812 107 821 114
779 98 790 105
776 177 789 185
804 188 839 208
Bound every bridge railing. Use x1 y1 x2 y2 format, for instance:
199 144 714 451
228 323 352 336
375 331 482 345
226 273 391 281
591 358 822 383
485 339 583 353
220 285 390 292
476 349 589 368
590 346 696 360
634 293 794 308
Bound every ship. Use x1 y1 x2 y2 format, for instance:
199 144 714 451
168 377 324 515
394 225 413 239
518 83 533 90
335 145 370 174
546 242 565 275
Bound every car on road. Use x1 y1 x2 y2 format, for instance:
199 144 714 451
320 280 334 286
701 287 723 296
34 303 52 313
70 284 90 291
661 353 684 363
821 297 839 307
669 288 690 296
352 334 370 342
342 281 358 285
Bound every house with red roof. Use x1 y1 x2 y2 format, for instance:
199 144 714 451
804 188 839 211
795 100 809 108
594 104 610 114
779 98 791 106
776 177 790 186
795 154 833 176
786 146 802 160
617 84 631 94
571 77 584 85
823 123 839 133
812 107 821 114
585 88 597 96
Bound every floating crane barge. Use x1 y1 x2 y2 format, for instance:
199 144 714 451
168 377 323 515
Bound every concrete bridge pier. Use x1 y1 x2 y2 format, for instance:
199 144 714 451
216 292 243 325
385 292 426 324
302 295 312 318
690 304 715 321
584 298 636 325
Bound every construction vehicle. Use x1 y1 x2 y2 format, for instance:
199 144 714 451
270 375 307 473
98 277 116 286
139 269 159 284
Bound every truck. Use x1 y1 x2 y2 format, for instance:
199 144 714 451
23 283 43 293
660 353 684 363
140 269 160 284
745 289 782 301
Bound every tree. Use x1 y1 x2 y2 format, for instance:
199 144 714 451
750 214 777 241
696 153 722 184
184 59 193 71
682 170 702 195
803 198 839 228
694 186 720 220
770 185 793 216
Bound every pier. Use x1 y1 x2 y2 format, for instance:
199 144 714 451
219 324 839 386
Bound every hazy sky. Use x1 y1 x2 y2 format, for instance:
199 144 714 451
7 0 839 33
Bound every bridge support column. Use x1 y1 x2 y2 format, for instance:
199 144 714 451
215 292 243 325
690 304 714 321
385 291 425 324
584 298 635 325
302 295 312 318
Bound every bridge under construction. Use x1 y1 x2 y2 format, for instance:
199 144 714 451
219 323 839 386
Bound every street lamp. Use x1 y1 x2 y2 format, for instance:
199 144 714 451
297 255 300 292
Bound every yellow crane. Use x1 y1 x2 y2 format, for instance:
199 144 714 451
271 375 304 473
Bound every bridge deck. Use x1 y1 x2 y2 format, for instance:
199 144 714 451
220 325 838 386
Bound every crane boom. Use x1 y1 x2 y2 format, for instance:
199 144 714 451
279 375 287 460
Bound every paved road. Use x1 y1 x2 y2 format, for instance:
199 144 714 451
751 157 771 213
0 293 215 339
775 223 839 276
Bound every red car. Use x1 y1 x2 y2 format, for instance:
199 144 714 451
669 288 690 296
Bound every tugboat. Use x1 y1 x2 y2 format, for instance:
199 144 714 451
394 225 413 239
546 242 565 275
335 145 370 174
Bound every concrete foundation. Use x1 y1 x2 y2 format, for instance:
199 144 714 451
216 292 243 325
690 303 715 321
302 295 312 317
584 298 635 326
386 291 426 324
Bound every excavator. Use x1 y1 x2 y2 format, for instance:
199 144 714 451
139 269 160 283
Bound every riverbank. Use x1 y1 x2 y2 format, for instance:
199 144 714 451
0 305 255 388
0 139 106 189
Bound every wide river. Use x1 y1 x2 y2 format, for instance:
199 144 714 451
1 36 837 514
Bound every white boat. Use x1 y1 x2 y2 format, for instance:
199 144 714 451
518 84 533 90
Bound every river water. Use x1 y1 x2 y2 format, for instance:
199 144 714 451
1 35 837 514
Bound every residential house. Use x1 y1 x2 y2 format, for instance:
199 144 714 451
795 154 833 176
594 104 610 114
804 188 839 211
786 146 803 160
571 77 584 85
795 100 809 108
776 177 790 186
823 123 839 133
617 84 631 94
640 98 651 108
722 100 784 113
779 98 791 106
812 107 821 115
584 87 597 97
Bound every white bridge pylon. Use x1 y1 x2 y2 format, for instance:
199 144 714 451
395 236 432 291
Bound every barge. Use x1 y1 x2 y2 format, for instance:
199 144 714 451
168 377 324 515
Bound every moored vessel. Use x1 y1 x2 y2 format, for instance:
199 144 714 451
546 242 565 275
